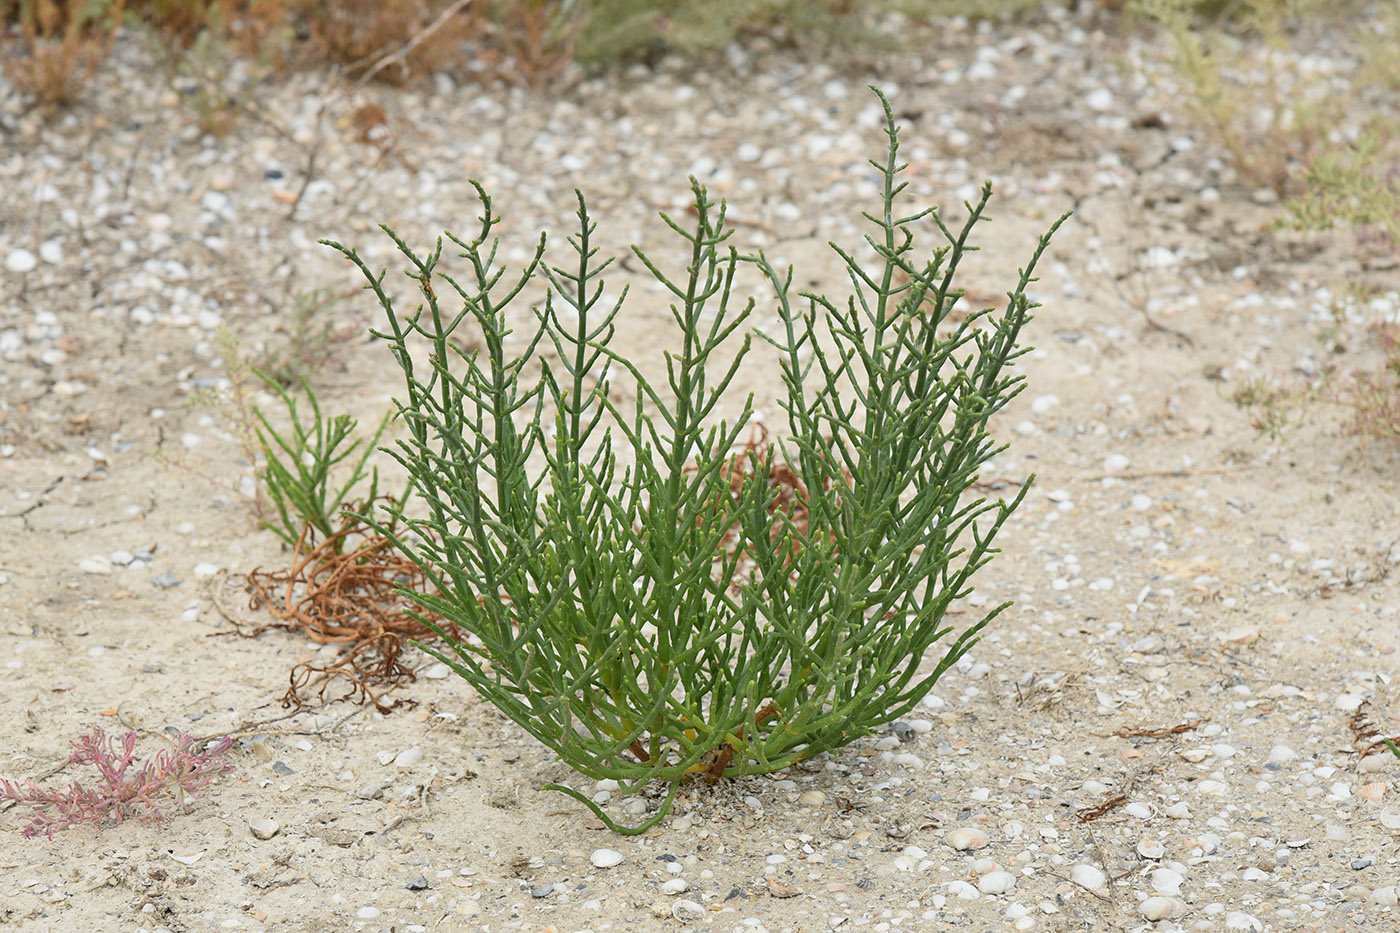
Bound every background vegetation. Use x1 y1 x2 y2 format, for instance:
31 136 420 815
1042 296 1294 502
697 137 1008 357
3 0 1396 440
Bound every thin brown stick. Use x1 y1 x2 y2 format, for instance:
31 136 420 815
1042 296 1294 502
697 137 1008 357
355 0 475 87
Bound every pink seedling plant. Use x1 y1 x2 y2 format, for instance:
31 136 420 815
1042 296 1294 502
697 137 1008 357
0 728 233 840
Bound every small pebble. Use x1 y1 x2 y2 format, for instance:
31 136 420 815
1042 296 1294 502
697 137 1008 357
393 747 423 767
422 662 451 679
248 818 279 840
357 907 381 919
591 848 624 868
1085 88 1114 111
660 878 688 895
531 884 554 898
798 790 826 807
5 249 37 272
405 876 429 891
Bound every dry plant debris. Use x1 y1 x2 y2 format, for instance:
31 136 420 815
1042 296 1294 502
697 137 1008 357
239 514 457 713
1349 700 1400 763
1075 794 1129 823
1102 718 1208 739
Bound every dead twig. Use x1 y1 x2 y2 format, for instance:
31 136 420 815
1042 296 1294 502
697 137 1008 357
1099 718 1208 739
355 0 474 88
1075 794 1128 823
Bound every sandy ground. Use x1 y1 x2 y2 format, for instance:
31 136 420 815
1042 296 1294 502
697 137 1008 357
2 7 1399 933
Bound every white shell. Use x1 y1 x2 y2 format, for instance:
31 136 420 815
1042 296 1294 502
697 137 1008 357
1141 896 1189 920
1150 868 1184 895
660 878 688 895
672 899 706 921
1070 863 1107 893
1125 801 1156 820
1137 838 1166 859
977 871 1016 894
590 848 624 868
947 827 990 851
946 879 979 899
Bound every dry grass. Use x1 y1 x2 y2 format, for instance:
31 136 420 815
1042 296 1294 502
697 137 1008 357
2 0 126 109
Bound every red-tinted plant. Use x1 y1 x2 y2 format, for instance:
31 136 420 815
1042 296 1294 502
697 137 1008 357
0 729 233 840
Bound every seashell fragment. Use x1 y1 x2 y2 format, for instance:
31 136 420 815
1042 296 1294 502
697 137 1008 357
946 879 979 899
977 870 1015 894
1137 838 1166 859
1141 896 1189 921
590 848 624 868
1360 782 1385 803
1069 864 1107 893
1150 868 1184 895
947 827 990 851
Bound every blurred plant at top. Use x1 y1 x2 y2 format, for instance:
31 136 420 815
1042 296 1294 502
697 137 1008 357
0 0 127 109
0 729 233 840
1278 2 1400 251
1136 0 1399 244
1138 0 1400 446
1132 0 1340 194
324 89 1065 832
3 0 1080 114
